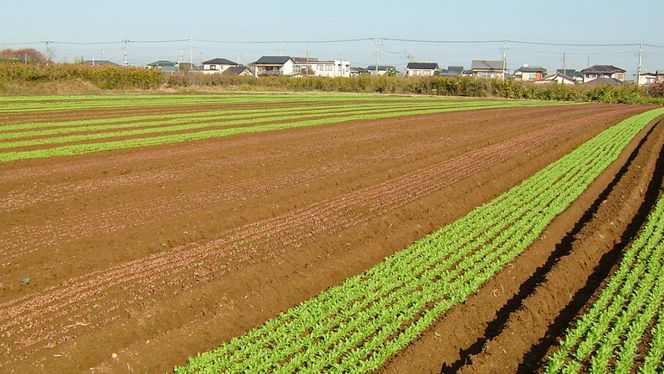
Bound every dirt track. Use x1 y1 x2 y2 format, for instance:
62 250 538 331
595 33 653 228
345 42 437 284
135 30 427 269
0 103 648 372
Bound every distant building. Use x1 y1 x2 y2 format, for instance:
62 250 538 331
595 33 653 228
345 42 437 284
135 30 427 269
201 58 239 74
583 77 624 86
534 72 577 85
405 62 439 77
299 58 351 78
350 67 368 76
82 60 118 67
514 65 547 81
366 65 397 76
637 72 662 85
252 56 296 76
581 65 626 83
147 60 178 73
471 60 505 79
556 69 584 83
221 65 253 77
444 65 464 77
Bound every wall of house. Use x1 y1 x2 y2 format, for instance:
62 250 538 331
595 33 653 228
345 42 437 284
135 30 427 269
406 69 436 77
473 70 504 79
583 71 625 83
202 64 235 75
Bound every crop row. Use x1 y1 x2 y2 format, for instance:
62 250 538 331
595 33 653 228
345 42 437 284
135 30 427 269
0 93 460 113
174 110 664 373
0 100 548 162
545 194 664 373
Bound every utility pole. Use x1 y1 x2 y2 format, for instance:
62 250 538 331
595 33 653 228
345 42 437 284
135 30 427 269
636 42 643 87
374 37 381 75
179 49 184 64
44 41 52 62
501 40 507 80
189 38 194 68
123 39 128 66
562 52 567 76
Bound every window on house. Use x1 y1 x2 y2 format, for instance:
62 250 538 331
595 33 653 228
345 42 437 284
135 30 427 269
210 65 217 70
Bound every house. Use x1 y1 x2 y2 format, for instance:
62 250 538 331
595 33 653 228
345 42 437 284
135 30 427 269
556 69 584 83
583 77 624 86
350 67 368 76
222 65 252 77
366 65 397 76
445 66 464 77
147 60 178 73
581 65 626 83
534 72 577 85
637 72 662 85
201 58 239 74
83 59 118 67
405 62 439 77
294 58 351 77
253 56 296 76
471 60 505 79
514 65 547 81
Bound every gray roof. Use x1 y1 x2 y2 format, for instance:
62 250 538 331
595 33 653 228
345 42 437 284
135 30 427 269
147 60 176 67
406 62 439 70
366 65 395 71
445 66 464 76
581 65 626 74
557 69 584 78
472 60 504 71
515 65 546 73
83 60 118 66
255 56 293 65
584 77 624 86
222 65 251 76
202 58 238 65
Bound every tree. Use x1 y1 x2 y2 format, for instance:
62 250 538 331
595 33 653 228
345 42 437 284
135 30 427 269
0 48 48 64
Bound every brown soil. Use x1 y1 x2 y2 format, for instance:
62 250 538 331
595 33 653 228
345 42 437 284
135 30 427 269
381 116 663 373
0 104 648 372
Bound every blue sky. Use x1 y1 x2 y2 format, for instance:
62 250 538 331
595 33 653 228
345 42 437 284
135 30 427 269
2 0 663 76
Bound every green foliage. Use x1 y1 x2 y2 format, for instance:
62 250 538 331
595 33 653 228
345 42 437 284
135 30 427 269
0 63 164 89
545 195 664 373
174 108 664 373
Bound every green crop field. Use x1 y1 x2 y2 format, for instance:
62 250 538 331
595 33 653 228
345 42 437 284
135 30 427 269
174 108 664 373
0 94 556 162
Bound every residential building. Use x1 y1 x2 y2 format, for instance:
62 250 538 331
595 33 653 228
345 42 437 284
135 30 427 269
583 77 624 86
82 59 118 67
201 58 239 74
405 62 439 77
366 65 397 76
222 65 252 77
252 56 296 76
298 58 351 77
445 66 464 77
514 65 547 81
147 60 178 73
350 67 368 76
471 60 505 79
534 72 577 85
637 72 662 85
556 69 584 83
581 65 626 83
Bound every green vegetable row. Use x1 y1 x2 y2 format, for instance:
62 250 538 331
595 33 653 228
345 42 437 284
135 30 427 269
174 108 664 372
545 194 664 373
0 99 550 162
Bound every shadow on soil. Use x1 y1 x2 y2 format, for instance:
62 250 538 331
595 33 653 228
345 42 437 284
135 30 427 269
440 120 663 374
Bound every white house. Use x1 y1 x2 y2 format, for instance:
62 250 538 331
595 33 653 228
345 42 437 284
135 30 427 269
637 72 662 85
291 57 351 77
534 72 577 85
471 60 505 79
252 56 296 76
514 65 547 81
201 58 239 75
581 65 626 83
405 62 439 77
366 65 396 76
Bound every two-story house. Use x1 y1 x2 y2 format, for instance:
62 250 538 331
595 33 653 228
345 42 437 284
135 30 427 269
471 60 505 79
581 65 626 83
201 58 239 75
513 65 547 81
